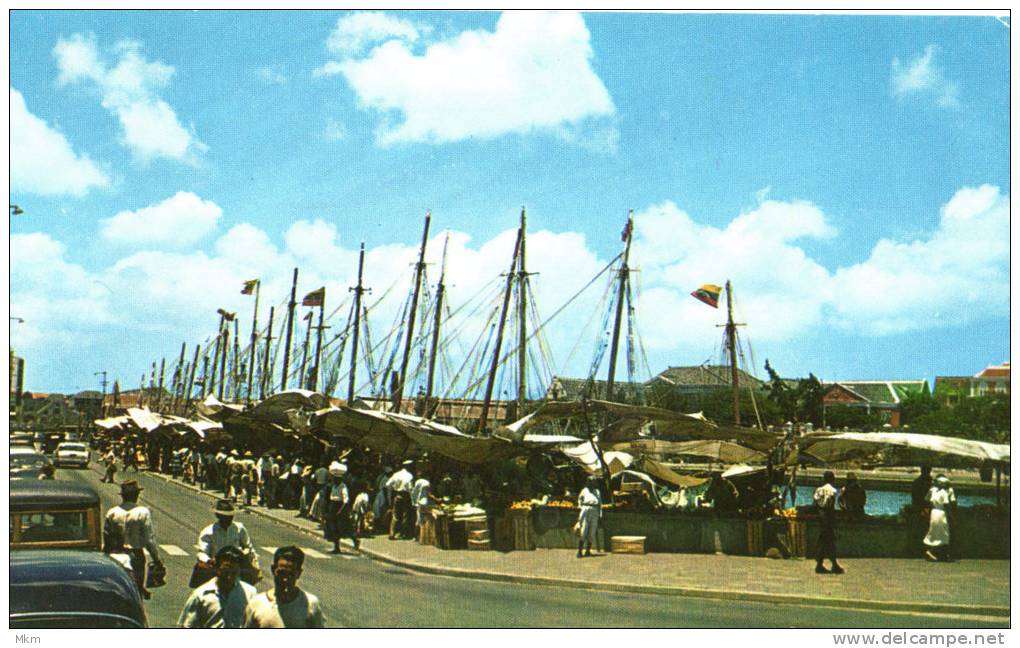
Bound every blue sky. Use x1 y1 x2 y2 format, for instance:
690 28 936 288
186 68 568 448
9 10 1010 396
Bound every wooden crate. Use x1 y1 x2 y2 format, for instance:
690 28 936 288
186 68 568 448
510 510 534 551
610 535 647 555
787 519 807 558
467 538 492 551
747 520 764 556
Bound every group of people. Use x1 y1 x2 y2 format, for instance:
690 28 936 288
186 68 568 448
102 480 324 627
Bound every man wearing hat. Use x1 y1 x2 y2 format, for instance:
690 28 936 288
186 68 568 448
385 461 415 540
179 546 257 628
196 499 260 583
924 474 957 562
323 462 351 554
105 480 164 599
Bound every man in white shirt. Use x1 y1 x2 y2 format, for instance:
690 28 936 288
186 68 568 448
385 461 415 540
243 546 325 628
196 499 260 579
410 472 432 543
105 480 163 599
179 546 257 628
813 470 844 574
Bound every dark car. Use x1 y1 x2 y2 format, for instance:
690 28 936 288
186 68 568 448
10 480 102 550
10 448 54 480
10 550 148 628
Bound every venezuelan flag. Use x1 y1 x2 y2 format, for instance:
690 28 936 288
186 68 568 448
690 284 722 308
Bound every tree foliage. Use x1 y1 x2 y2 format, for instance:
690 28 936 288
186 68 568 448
901 392 1010 443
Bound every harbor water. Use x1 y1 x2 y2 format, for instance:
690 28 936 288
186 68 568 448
789 485 996 516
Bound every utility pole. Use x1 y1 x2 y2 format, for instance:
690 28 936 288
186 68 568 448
94 371 108 416
348 243 369 403
393 211 431 413
281 268 299 391
478 225 523 434
606 209 634 403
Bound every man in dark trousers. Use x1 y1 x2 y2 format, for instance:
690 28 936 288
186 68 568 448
104 480 164 598
813 470 844 574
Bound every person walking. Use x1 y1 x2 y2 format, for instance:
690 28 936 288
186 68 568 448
385 461 415 540
576 475 602 558
323 462 351 554
924 474 957 562
104 480 164 599
814 470 844 574
352 482 372 542
178 546 257 628
411 470 432 543
101 447 118 483
242 546 325 628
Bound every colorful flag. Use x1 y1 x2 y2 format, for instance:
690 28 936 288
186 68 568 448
620 219 632 242
690 284 722 308
241 279 258 295
302 287 325 307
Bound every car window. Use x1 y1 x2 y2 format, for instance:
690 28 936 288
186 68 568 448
16 512 89 543
59 444 87 452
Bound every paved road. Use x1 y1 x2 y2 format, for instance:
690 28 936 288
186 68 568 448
63 464 1006 628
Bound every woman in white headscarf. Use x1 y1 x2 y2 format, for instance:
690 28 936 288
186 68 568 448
323 462 350 554
923 474 957 562
576 476 602 558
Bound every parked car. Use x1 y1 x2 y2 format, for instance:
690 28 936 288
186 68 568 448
10 432 36 447
10 448 55 480
10 550 147 628
54 442 90 468
10 480 102 550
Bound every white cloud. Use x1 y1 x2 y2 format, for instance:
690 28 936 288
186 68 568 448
53 34 206 161
257 65 288 84
890 44 959 108
319 11 615 146
324 11 422 57
322 119 346 142
831 185 1008 334
10 87 110 196
99 191 223 247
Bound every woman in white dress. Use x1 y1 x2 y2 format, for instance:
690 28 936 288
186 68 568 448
576 476 602 558
924 474 957 562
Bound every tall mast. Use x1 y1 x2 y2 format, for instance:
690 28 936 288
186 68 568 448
299 311 313 390
478 225 523 434
156 358 166 412
186 343 201 413
200 355 210 401
423 234 449 417
218 322 229 401
261 306 275 399
516 207 528 414
310 295 327 392
210 311 226 397
246 280 261 403
606 209 634 403
348 243 368 403
171 342 186 412
726 279 741 426
393 211 431 413
281 267 299 391
231 319 241 401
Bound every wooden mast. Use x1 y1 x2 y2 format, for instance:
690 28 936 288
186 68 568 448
261 306 275 399
393 211 431 413
348 243 368 403
299 311 313 390
725 279 741 426
231 319 241 402
171 342 186 413
478 225 523 434
310 294 327 392
516 208 528 417
281 268 299 391
246 280 260 403
210 311 226 397
217 320 229 401
186 343 201 413
156 358 165 412
423 234 449 418
606 209 634 403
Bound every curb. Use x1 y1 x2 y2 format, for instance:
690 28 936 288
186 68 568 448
149 472 1009 620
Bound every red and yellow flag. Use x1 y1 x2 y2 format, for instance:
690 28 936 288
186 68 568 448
690 284 722 308
302 287 325 307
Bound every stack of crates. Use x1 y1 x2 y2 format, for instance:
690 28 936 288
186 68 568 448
464 516 491 550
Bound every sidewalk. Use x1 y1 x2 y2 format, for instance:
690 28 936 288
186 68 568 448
152 472 1009 619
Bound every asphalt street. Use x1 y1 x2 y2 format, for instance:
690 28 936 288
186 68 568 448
62 462 1006 629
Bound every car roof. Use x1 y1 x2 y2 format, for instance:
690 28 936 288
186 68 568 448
10 550 146 624
57 442 87 447
10 446 42 456
9 479 101 510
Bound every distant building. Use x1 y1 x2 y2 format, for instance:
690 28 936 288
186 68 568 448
9 350 25 419
649 365 765 394
72 390 105 423
934 362 1010 405
822 379 930 428
545 377 646 404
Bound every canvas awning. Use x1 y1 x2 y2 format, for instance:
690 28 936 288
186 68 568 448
607 439 767 464
560 442 709 488
798 432 1010 468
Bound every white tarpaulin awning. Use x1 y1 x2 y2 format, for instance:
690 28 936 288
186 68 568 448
798 432 1010 468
